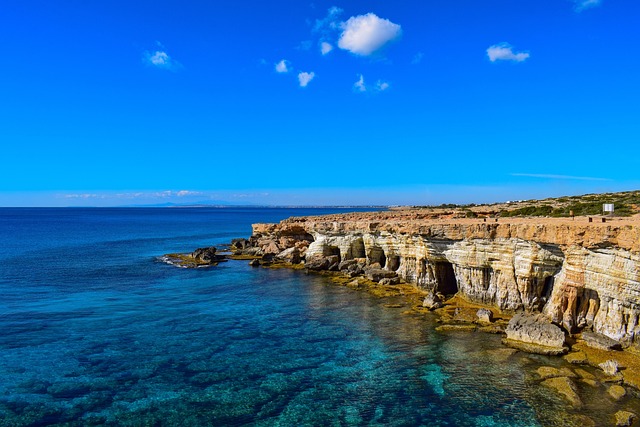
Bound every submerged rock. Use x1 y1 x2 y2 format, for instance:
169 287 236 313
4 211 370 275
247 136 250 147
541 377 582 407
563 351 587 364
503 313 568 355
608 384 627 400
614 410 637 426
537 366 576 379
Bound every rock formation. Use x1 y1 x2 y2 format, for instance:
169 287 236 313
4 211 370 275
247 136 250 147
162 246 227 268
244 212 640 349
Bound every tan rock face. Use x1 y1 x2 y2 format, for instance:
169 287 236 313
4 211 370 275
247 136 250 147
251 214 640 347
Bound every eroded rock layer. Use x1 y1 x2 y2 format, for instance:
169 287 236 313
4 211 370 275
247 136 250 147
250 215 640 347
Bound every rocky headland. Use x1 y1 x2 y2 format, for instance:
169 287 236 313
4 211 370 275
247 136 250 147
241 212 640 347
227 208 640 406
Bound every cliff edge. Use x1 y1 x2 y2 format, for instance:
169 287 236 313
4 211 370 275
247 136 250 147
246 212 640 349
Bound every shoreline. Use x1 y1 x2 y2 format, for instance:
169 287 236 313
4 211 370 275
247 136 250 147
167 208 640 423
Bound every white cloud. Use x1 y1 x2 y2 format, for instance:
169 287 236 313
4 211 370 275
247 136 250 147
176 190 202 197
354 74 366 92
338 13 402 56
574 0 602 11
144 49 181 71
376 80 390 91
486 43 530 62
298 71 315 87
314 6 344 33
411 52 424 64
275 59 290 73
320 42 334 55
353 75 389 93
62 193 102 199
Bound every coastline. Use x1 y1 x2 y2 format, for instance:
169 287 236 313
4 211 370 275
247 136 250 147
213 209 640 422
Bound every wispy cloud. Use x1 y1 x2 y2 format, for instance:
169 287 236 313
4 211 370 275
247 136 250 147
574 0 602 12
62 193 103 199
338 13 402 56
62 190 203 200
353 74 389 93
511 173 611 182
320 41 334 55
275 59 290 73
313 6 343 33
354 74 366 92
144 44 181 71
487 43 530 62
411 52 424 64
376 80 390 91
298 71 315 87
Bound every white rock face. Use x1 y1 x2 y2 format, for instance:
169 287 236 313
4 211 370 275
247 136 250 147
302 230 640 346
251 219 640 347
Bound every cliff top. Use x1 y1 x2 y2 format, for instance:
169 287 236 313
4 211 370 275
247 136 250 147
253 211 640 253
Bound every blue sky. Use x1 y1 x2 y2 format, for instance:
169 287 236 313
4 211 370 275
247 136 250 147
1 0 639 206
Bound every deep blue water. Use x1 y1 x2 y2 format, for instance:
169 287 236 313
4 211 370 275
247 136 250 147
0 208 618 426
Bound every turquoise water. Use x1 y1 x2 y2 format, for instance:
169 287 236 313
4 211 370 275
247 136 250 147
0 208 622 426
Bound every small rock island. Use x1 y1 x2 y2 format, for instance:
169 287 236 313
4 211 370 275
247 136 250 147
162 246 227 268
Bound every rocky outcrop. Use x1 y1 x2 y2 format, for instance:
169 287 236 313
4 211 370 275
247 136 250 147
503 313 568 355
162 246 227 268
247 213 640 348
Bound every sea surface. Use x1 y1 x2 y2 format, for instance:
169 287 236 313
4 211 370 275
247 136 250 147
0 207 633 426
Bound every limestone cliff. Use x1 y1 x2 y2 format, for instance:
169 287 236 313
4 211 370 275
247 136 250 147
248 214 640 348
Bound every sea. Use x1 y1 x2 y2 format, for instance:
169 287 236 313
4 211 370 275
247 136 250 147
0 207 632 426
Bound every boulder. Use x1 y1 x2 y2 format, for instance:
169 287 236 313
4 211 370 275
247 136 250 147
423 293 444 310
365 268 397 283
305 255 330 271
249 259 260 267
261 253 275 263
581 331 622 351
231 238 250 250
191 247 217 263
262 241 281 255
599 359 620 376
327 255 341 271
338 260 357 271
347 263 364 276
244 247 263 256
379 277 400 286
503 313 568 355
476 308 493 324
276 247 301 264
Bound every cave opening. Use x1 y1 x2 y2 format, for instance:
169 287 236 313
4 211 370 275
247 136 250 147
323 245 341 260
387 255 400 271
434 262 458 295
542 276 554 300
348 239 366 260
368 247 386 268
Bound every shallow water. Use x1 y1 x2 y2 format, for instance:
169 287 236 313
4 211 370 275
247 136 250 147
0 208 637 426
